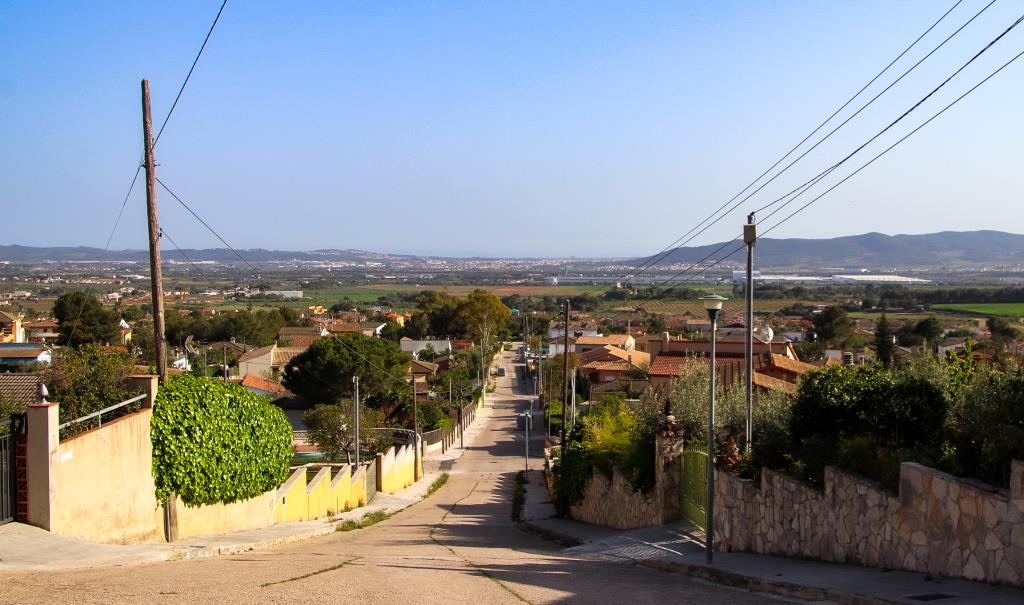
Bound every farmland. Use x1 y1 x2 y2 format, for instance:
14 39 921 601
930 303 1024 317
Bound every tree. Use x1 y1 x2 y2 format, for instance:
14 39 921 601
988 316 1019 341
453 290 511 356
401 312 430 339
812 305 853 346
42 344 136 427
302 401 389 463
282 334 411 404
874 313 896 369
914 316 944 346
53 292 119 347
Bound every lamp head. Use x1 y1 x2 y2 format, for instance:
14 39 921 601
700 294 728 321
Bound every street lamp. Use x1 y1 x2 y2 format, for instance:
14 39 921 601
700 294 727 565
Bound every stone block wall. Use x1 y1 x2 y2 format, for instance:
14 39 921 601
715 460 1024 587
569 469 661 530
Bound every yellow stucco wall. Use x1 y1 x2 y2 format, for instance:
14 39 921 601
347 465 367 508
275 467 308 523
50 408 164 544
172 491 276 541
306 467 333 519
331 465 352 511
379 445 416 494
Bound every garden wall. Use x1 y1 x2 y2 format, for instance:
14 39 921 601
569 468 661 530
715 461 1024 587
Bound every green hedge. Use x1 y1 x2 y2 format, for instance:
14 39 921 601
152 375 293 506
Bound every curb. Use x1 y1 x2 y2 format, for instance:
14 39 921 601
517 520 582 548
635 559 901 605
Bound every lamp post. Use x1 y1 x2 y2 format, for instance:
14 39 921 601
700 294 727 565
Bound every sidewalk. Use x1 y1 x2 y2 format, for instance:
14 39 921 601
518 469 1024 605
0 470 445 572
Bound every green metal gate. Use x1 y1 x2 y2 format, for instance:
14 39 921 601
680 443 707 530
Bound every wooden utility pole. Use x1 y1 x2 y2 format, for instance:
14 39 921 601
142 79 167 385
560 299 570 448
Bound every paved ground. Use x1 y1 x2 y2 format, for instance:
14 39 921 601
0 350 803 604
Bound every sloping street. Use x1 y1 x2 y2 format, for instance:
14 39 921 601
0 350 801 604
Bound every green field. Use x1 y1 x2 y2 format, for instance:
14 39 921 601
931 303 1024 317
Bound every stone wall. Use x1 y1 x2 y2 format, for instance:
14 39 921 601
715 461 1024 587
569 469 661 530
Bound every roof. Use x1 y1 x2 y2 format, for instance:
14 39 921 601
649 354 699 377
752 372 798 395
325 321 384 333
278 326 323 337
24 320 58 329
272 347 304 367
238 344 275 364
282 335 321 349
579 345 650 368
241 373 286 395
410 359 439 374
576 335 633 347
762 353 817 376
0 372 42 406
580 360 634 373
0 311 20 323
0 345 45 359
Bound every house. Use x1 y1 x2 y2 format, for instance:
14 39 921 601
237 344 304 379
0 311 24 343
409 359 439 397
647 332 798 361
118 319 133 346
579 345 651 384
325 322 386 338
24 319 59 343
575 334 636 354
399 338 453 359
648 354 798 395
277 326 327 349
548 335 576 356
0 343 50 365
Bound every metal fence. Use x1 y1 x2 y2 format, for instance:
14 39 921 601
58 393 147 439
0 416 17 525
680 442 707 530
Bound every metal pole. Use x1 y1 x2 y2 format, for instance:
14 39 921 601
744 213 756 454
353 376 360 466
413 383 420 481
706 312 718 565
141 79 167 385
571 372 576 427
524 412 529 471
561 299 570 449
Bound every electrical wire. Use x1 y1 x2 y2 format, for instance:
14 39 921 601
592 0 978 291
156 177 260 276
160 226 218 289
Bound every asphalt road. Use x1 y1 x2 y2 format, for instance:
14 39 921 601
0 350 802 605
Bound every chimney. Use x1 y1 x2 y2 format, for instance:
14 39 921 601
842 351 855 366
662 332 670 343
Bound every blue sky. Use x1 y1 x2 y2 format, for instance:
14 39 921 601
2 1 1022 257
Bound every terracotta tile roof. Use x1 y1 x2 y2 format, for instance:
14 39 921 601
0 372 42 406
410 359 439 375
649 355 697 377
0 311 19 323
764 353 817 375
24 320 58 329
753 372 798 395
0 346 44 359
579 345 650 368
580 360 633 372
576 335 632 347
278 326 322 337
241 373 286 395
282 335 320 349
238 344 275 364
272 347 304 366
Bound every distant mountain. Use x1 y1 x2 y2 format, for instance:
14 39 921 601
635 231 1024 270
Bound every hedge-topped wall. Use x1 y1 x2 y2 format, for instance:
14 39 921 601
152 375 293 506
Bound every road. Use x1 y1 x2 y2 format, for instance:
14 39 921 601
0 349 800 605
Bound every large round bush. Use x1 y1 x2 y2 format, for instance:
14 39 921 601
152 375 293 506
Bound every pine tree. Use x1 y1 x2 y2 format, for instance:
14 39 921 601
874 313 895 369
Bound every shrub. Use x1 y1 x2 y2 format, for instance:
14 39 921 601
946 367 1024 486
836 435 902 492
152 375 293 506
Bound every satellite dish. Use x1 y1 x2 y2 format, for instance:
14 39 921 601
753 324 774 345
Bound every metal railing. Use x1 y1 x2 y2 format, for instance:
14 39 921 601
59 393 148 432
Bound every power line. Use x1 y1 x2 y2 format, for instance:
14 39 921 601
66 1 229 346
755 8 1024 233
759 43 1024 242
160 226 217 288
156 177 260 276
580 0 974 295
